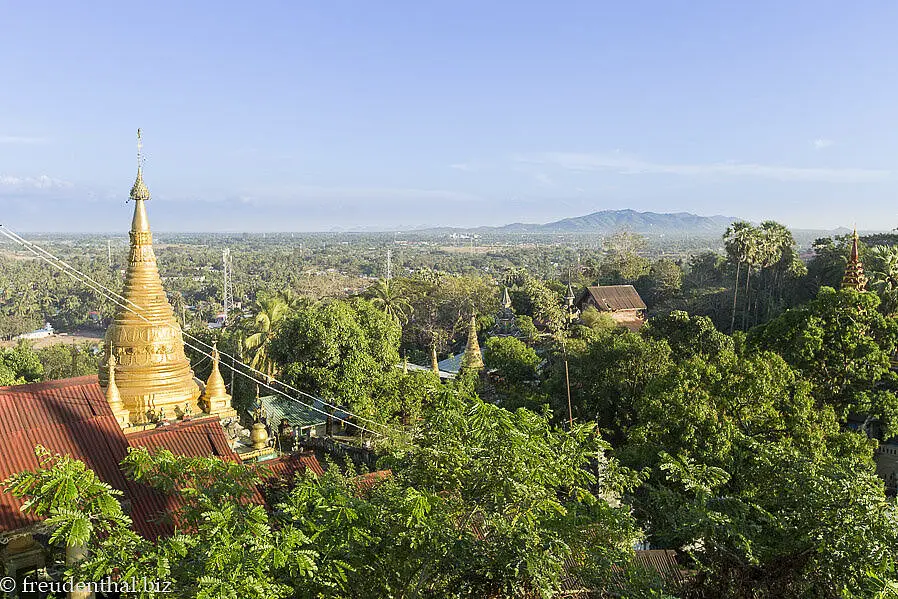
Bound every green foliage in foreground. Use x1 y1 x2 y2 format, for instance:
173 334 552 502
3 390 673 598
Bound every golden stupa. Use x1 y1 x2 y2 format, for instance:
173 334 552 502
99 130 202 425
841 229 868 292
460 313 484 371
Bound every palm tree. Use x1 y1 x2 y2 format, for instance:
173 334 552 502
724 221 754 333
369 279 413 325
243 294 291 379
869 245 898 314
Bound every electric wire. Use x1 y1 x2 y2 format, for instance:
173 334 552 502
0 224 397 438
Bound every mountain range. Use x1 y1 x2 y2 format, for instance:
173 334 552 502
417 209 737 236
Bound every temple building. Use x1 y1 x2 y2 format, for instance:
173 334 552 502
490 287 522 338
0 133 320 583
841 229 867 291
574 284 647 330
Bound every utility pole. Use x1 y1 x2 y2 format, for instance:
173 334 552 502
564 270 576 429
563 338 573 430
222 248 233 325
107 239 112 269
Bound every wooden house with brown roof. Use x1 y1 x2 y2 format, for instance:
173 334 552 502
575 285 648 330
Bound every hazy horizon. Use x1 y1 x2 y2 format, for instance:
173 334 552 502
3 2 897 232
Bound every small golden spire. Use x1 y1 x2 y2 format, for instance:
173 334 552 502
431 344 440 375
105 354 123 408
105 354 130 427
461 313 484 371
201 342 235 418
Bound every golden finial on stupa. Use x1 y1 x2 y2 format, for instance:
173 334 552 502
130 129 151 204
98 130 202 429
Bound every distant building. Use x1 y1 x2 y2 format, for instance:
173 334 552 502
14 323 54 340
575 285 647 330
490 287 522 337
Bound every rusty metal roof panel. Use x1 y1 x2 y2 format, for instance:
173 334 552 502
585 285 647 312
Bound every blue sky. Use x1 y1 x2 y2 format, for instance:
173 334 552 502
1 1 896 232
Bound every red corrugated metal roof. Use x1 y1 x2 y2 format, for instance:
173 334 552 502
0 376 244 540
261 452 325 480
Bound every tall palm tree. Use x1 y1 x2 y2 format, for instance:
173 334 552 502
369 278 413 325
724 221 754 333
243 294 291 379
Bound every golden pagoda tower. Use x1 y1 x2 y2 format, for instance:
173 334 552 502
201 343 238 421
460 313 484 371
99 130 202 426
841 229 868 291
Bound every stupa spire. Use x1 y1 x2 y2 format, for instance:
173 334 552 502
201 343 237 420
431 344 440 375
105 353 130 427
460 313 484 371
99 130 202 428
841 228 867 291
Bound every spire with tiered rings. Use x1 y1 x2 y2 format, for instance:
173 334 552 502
99 130 202 427
841 228 868 291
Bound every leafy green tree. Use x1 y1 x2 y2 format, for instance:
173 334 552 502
547 330 674 443
0 341 44 385
386 388 645 598
619 349 896 599
36 342 99 381
684 251 725 289
748 287 898 436
636 258 683 308
643 310 733 361
579 306 617 332
483 335 539 385
271 299 401 420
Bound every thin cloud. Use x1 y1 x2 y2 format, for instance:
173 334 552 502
517 151 889 183
813 138 835 150
449 163 477 172
0 136 47 144
228 184 483 206
0 174 73 189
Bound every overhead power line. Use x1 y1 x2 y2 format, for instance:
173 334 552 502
0 224 397 438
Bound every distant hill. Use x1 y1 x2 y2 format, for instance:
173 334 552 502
420 209 738 236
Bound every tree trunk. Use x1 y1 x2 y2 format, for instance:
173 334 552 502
730 261 741 334
741 265 752 331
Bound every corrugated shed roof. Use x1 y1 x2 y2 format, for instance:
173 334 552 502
0 376 244 540
582 285 647 312
258 395 328 429
261 452 326 480
437 353 465 375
